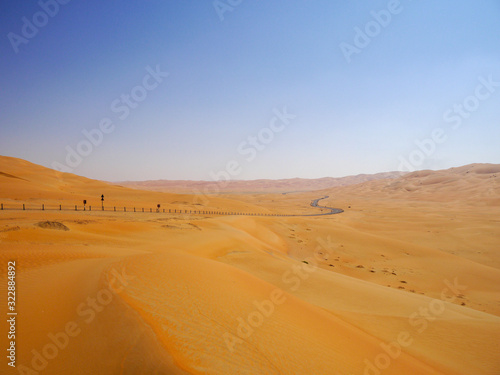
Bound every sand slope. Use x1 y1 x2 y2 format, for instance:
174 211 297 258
1 157 499 374
0 155 267 214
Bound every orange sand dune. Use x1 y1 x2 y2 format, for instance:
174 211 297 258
1 157 499 374
0 155 268 214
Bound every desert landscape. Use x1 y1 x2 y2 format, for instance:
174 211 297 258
1 155 499 374
2 2 499 374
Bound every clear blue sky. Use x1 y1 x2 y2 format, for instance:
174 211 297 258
1 0 499 181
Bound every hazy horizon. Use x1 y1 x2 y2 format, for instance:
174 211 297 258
111 162 486 183
1 1 499 181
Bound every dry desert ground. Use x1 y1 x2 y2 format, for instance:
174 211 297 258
0 155 499 375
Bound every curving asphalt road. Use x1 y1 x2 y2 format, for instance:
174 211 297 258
305 195 344 216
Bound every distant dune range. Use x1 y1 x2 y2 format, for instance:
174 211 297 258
0 155 499 375
117 171 406 194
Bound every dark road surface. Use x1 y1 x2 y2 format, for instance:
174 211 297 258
306 196 343 216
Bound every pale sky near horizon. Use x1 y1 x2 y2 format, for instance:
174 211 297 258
1 1 499 181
